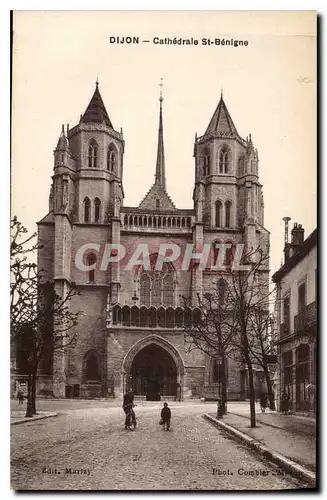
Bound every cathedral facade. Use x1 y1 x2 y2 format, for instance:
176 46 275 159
37 82 269 401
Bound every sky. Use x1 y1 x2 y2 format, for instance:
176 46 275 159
11 10 317 276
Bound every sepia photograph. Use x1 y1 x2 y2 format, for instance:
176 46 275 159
10 10 317 491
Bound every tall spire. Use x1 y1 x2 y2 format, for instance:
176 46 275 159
155 78 166 189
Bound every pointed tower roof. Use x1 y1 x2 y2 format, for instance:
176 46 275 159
205 93 239 137
155 84 166 189
80 81 113 128
55 124 68 150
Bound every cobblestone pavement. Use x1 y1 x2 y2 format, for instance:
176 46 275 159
11 402 305 491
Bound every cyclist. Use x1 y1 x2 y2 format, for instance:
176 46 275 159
123 388 136 429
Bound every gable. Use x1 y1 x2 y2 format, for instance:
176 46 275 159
138 183 177 211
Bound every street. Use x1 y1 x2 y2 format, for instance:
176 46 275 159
11 401 304 491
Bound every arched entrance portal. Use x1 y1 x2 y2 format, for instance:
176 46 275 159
131 344 177 401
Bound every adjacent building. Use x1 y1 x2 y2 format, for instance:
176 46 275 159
272 224 317 413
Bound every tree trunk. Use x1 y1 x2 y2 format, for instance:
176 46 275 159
241 329 256 427
242 332 256 427
25 373 34 418
31 368 37 415
221 356 228 414
263 365 275 410
247 360 256 428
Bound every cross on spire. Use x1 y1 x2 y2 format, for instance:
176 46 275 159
155 79 166 189
159 78 164 103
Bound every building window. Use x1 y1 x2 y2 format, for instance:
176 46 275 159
211 358 225 384
298 282 306 313
84 351 100 380
203 148 210 177
107 144 117 172
94 198 101 223
217 278 227 306
296 344 310 411
283 296 290 335
282 351 293 398
225 201 231 228
84 197 91 223
140 273 151 307
225 241 234 268
139 258 175 307
156 199 160 209
87 253 96 283
215 201 222 227
163 272 174 306
219 147 229 174
88 141 98 168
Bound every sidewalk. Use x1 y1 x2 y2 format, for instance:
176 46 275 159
230 409 316 438
225 410 316 472
11 410 58 425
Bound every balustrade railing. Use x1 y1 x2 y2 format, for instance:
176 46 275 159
294 301 316 334
107 304 201 329
121 213 193 232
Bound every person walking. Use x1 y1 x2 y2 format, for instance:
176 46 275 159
160 402 171 431
259 392 268 413
17 389 24 405
123 388 136 429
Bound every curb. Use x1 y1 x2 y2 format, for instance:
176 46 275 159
204 413 316 488
11 412 58 426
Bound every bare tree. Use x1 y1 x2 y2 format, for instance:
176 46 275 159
185 243 271 428
247 302 277 410
183 287 235 417
11 217 81 417
219 245 271 427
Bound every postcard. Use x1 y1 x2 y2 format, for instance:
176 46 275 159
10 10 317 491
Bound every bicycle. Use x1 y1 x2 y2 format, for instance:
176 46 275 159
124 404 137 430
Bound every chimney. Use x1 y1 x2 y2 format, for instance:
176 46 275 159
291 222 305 246
282 216 291 263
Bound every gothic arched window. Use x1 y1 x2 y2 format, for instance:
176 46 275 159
140 273 151 307
107 144 117 172
84 197 91 223
225 201 232 228
217 278 227 306
219 147 229 174
84 350 100 380
225 241 234 268
88 141 98 168
212 359 220 383
87 253 96 283
203 148 210 177
215 201 222 227
211 358 227 384
163 272 174 307
94 197 101 222
139 258 175 307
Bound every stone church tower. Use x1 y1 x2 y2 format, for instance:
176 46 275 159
37 82 269 400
